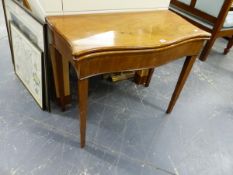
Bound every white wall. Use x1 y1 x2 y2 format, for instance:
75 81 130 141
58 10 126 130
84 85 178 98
63 0 170 12
39 0 170 15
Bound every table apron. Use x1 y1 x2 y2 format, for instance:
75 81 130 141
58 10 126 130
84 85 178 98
75 39 205 79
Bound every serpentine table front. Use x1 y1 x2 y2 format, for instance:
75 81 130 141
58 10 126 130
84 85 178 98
46 10 210 148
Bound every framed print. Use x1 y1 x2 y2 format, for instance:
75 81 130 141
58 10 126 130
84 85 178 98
10 22 44 108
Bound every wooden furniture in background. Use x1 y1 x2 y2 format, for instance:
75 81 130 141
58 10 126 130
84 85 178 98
22 0 31 10
225 36 233 55
170 0 233 61
224 2 233 54
47 10 210 148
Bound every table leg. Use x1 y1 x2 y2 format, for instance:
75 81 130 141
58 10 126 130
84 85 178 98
54 48 66 111
135 69 149 85
50 45 71 109
166 56 196 114
145 68 155 87
78 79 89 148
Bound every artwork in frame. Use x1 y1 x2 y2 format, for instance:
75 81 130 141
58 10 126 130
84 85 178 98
10 22 44 108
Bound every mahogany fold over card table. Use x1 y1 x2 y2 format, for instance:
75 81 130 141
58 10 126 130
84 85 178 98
46 10 210 148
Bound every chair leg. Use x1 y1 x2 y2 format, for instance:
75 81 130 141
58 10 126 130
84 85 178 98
78 79 89 148
166 56 196 114
199 36 217 62
224 36 233 55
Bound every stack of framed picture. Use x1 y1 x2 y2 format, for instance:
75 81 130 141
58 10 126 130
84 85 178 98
2 0 50 110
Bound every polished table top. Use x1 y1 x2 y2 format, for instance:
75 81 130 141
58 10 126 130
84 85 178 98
47 10 210 58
